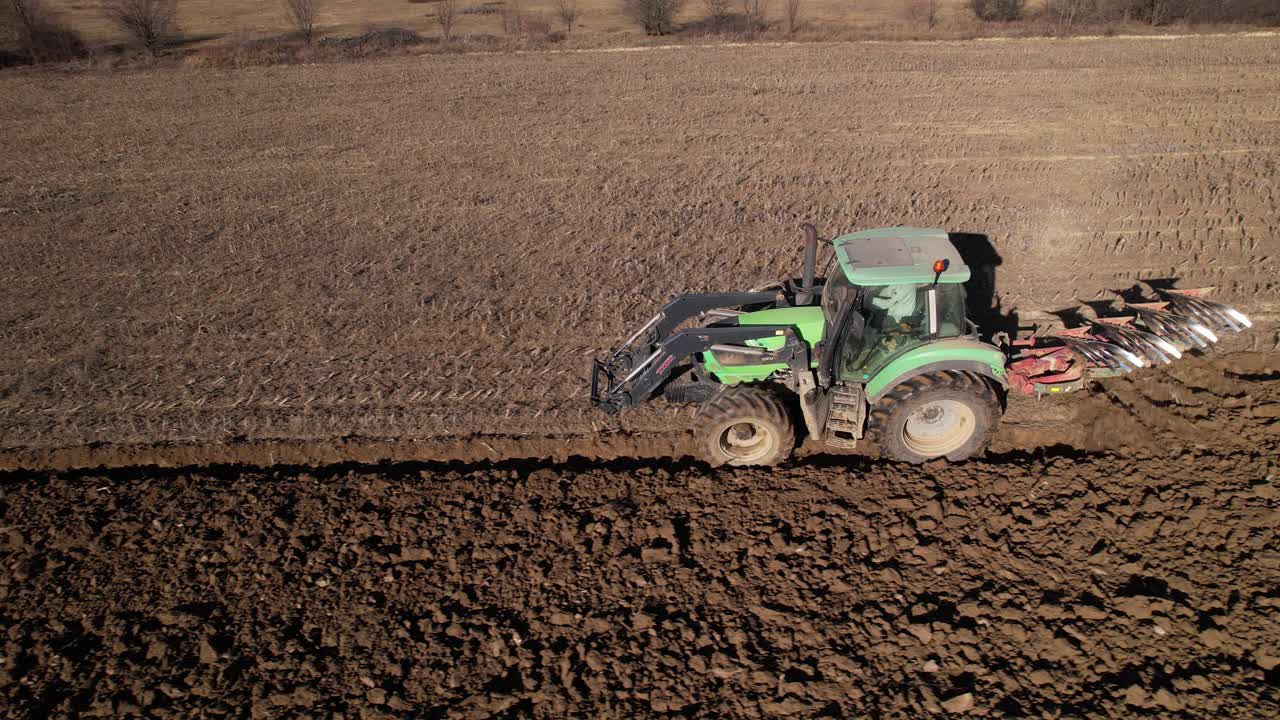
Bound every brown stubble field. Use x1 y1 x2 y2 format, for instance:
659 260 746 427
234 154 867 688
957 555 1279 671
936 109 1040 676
3 34 1280 720
1 35 1279 460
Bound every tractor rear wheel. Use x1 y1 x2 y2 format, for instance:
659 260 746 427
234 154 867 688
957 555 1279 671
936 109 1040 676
695 385 795 467
869 371 1001 464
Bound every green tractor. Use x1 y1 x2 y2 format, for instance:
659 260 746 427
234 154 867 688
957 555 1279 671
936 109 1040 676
590 225 1252 466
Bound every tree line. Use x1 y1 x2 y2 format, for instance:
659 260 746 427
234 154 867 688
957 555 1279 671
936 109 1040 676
3 0 1277 65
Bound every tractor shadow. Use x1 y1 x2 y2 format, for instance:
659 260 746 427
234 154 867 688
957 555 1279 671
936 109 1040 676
948 232 1018 342
1047 278 1182 328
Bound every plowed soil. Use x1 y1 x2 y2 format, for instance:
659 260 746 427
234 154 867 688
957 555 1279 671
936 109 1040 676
2 34 1279 459
2 352 1278 718
3 393 1278 717
4 33 1280 719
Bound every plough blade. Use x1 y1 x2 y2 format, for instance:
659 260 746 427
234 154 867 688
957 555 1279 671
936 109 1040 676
1057 336 1145 374
1160 290 1253 334
1130 305 1218 349
1087 320 1183 366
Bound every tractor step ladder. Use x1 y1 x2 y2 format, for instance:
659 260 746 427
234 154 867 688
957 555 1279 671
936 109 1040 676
824 384 865 449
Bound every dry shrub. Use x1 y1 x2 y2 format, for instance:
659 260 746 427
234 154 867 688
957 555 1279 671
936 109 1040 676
969 0 1025 21
1043 0 1095 26
461 2 502 15
1151 0 1192 24
435 0 457 40
283 0 319 43
619 0 684 35
501 0 524 34
2 0 87 63
523 13 552 37
740 0 767 32
318 27 424 54
1098 0 1177 24
1104 0 1278 25
903 0 941 28
1204 0 1280 23
104 0 179 55
555 0 578 31
460 31 503 47
784 0 801 32
192 27 433 68
1051 0 1280 26
703 0 732 31
184 32 308 67
1034 0 1277 28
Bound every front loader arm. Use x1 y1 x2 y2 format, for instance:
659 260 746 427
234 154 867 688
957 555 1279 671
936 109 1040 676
591 292 778 400
592 324 809 415
648 292 780 340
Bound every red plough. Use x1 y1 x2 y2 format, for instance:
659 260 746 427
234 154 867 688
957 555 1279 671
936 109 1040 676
1004 288 1252 397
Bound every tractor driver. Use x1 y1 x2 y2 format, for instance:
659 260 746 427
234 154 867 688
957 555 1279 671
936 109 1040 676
868 284 920 331
843 284 924 376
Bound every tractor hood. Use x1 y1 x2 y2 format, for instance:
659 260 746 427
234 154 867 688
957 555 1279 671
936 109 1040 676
701 305 824 384
735 306 825 348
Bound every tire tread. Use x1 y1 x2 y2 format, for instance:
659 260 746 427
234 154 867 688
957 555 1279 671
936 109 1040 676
695 385 796 467
869 371 1001 464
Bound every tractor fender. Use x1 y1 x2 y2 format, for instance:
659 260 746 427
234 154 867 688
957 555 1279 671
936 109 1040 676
864 340 1008 403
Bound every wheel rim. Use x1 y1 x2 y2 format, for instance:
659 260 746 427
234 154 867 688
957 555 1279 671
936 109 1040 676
902 399 975 457
717 421 775 463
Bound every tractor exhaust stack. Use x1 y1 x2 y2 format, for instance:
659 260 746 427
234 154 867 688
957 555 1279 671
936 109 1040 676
798 224 819 305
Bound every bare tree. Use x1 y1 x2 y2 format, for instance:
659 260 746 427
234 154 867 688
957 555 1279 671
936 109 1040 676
104 0 179 55
3 0 85 62
435 0 457 40
1045 0 1093 26
502 0 524 34
3 0 44 60
1098 0 1277 25
903 0 940 27
968 0 1024 21
783 0 800 32
740 0 767 32
555 0 578 31
619 0 684 34
1148 0 1175 24
704 0 732 30
283 0 318 43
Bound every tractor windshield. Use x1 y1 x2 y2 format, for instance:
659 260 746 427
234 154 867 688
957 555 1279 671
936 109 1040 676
821 263 855 319
838 283 967 380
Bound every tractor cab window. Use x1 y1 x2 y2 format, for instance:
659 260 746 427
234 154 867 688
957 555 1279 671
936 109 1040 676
934 283 968 338
838 283 967 381
821 264 854 319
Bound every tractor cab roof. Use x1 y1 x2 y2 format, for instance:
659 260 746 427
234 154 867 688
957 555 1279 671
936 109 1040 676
832 227 970 285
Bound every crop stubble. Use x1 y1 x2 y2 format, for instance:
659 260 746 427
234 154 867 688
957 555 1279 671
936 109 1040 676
1 36 1278 458
2 36 1280 718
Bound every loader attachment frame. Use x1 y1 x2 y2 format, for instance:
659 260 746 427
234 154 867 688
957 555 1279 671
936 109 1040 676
591 293 811 415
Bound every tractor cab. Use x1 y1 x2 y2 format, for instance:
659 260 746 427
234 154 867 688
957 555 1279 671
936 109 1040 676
817 227 974 387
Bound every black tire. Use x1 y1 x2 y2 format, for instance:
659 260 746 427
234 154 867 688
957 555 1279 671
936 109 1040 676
695 385 795 467
869 371 1001 464
664 382 718 405
661 368 718 405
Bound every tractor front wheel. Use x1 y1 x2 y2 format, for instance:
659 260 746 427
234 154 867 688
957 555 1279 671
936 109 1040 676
869 371 1001 464
695 385 795 467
